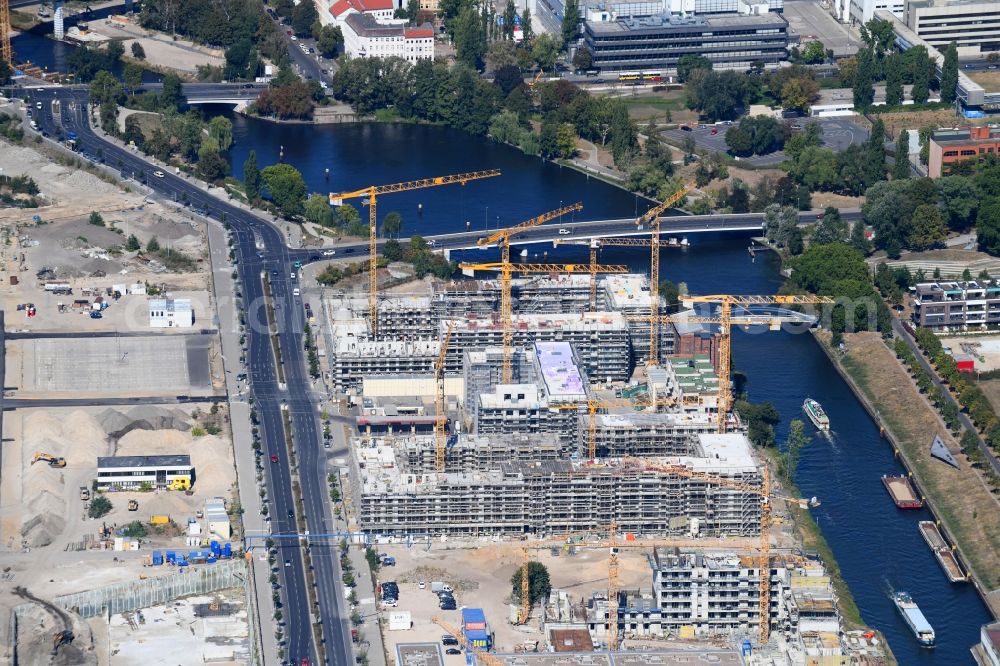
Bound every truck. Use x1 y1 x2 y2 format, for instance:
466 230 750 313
430 581 453 593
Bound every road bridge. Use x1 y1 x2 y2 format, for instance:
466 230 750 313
138 82 268 106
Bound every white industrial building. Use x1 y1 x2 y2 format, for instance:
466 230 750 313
96 454 194 490
205 498 231 540
149 298 194 328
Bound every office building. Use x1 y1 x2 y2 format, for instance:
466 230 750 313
583 12 789 72
928 126 1000 178
96 455 194 491
148 298 193 328
904 0 1000 57
911 280 1000 330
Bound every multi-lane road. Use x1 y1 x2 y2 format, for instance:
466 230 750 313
20 84 351 666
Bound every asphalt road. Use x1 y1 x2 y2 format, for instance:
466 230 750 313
20 85 352 666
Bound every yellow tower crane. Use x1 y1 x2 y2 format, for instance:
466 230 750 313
623 457 817 646
475 203 584 383
678 295 834 432
329 169 501 336
434 322 455 473
607 519 620 650
458 263 630 384
432 616 505 666
633 181 696 365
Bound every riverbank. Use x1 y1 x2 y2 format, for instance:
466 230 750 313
812 329 1000 616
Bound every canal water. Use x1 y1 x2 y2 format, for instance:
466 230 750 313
8 22 995 661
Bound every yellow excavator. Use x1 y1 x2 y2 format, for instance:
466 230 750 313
32 453 66 468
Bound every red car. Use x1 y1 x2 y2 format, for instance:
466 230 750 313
270 453 279 463
710 127 718 135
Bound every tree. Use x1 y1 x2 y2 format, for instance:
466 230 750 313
261 163 308 217
572 46 593 72
911 46 932 104
147 236 161 252
208 115 234 152
893 130 910 180
89 211 105 226
811 206 847 245
160 73 185 111
853 48 876 110
522 6 534 42
561 0 580 46
89 69 123 106
316 25 344 58
502 0 517 39
941 41 959 104
778 419 811 481
909 203 946 250
860 17 895 56
885 53 904 107
292 0 318 36
801 40 826 65
304 194 336 226
532 34 562 71
736 400 780 447
123 62 143 95
790 243 870 296
494 64 524 95
685 70 756 122
780 78 819 114
488 40 518 71
725 116 783 156
868 118 886 176
454 5 486 69
131 41 146 59
89 496 112 518
243 150 260 200
938 175 978 230
510 561 551 607
977 197 1000 256
196 141 229 181
126 234 141 251
382 211 403 237
677 54 712 82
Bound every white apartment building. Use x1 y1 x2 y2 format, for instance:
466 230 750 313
320 0 398 26
342 13 434 62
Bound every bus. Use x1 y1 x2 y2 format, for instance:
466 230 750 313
617 71 664 83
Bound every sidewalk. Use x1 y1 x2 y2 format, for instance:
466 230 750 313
206 216 280 666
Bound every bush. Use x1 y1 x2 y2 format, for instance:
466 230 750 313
89 495 113 518
89 211 105 226
123 520 148 538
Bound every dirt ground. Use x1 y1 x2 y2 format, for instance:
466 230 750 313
371 542 661 655
97 15 226 77
835 330 1000 590
876 109 965 140
966 70 1000 92
938 336 1000 372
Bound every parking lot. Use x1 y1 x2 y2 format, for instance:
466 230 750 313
661 116 869 166
783 0 857 57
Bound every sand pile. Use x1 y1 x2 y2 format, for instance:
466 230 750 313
21 491 67 548
23 411 108 468
15 600 96 666
98 406 191 441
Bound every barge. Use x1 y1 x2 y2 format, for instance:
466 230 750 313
919 520 967 582
894 591 935 647
882 474 924 509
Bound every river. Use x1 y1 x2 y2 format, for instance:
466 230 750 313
10 22 996 664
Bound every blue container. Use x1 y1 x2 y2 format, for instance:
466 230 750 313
223 543 233 558
206 556 217 564
210 541 221 556
178 560 188 567
165 551 177 564
152 551 163 566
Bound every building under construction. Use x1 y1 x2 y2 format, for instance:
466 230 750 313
356 432 761 537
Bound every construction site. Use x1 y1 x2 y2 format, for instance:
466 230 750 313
315 175 886 665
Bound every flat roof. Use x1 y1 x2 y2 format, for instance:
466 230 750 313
588 11 786 34
148 298 192 312
535 342 586 399
97 454 192 468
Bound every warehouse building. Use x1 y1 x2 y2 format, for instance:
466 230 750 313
148 298 194 328
357 433 762 537
96 454 193 491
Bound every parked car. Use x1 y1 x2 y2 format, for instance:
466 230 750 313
90 311 102 319
445 649 462 655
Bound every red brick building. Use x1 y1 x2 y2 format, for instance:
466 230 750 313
928 126 1000 178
